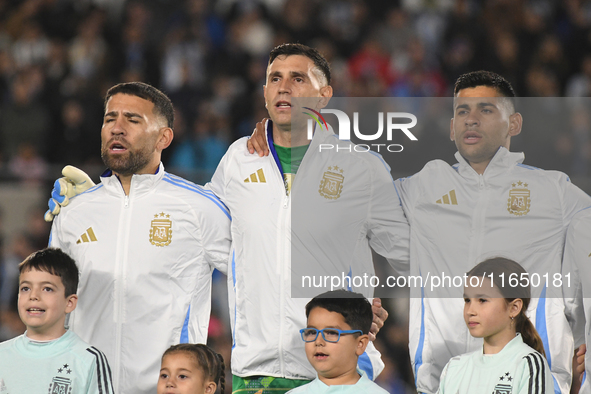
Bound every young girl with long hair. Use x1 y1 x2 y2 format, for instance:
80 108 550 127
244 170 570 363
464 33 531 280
437 257 554 394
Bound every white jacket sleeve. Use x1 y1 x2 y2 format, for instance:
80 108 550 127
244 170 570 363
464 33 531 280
393 172 422 226
201 143 238 275
49 216 64 249
562 213 587 347
560 175 591 224
206 138 244 205
367 158 410 277
559 177 590 348
196 195 231 275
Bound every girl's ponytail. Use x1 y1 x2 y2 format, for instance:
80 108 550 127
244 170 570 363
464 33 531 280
515 311 546 357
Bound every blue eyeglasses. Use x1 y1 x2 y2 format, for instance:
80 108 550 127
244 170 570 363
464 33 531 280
299 328 363 343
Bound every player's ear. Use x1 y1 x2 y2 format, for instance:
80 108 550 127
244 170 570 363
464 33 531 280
263 85 268 108
355 334 369 356
318 86 333 109
65 294 78 314
450 118 455 141
508 112 522 137
157 127 174 150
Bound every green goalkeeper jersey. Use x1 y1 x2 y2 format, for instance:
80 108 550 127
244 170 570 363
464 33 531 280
273 143 308 193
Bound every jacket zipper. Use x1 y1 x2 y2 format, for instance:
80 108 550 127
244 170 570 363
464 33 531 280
113 185 133 390
274 159 289 376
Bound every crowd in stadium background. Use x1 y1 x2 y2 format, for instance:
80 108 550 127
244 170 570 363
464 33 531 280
1 0 591 392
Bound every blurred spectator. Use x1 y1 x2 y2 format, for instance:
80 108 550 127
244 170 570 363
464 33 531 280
169 104 229 184
525 65 560 96
389 38 447 97
571 105 591 176
11 20 49 68
532 34 570 90
8 142 48 185
378 8 415 58
280 0 318 44
233 4 274 58
348 34 395 96
489 32 522 90
45 40 69 87
48 99 101 167
321 0 370 56
566 54 591 96
68 9 107 81
24 207 51 251
0 49 15 102
161 24 207 94
0 231 36 342
110 1 160 84
0 70 50 162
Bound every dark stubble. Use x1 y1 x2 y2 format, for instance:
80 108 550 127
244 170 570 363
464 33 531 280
101 143 154 177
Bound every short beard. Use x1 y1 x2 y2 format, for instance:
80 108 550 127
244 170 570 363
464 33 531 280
101 146 153 177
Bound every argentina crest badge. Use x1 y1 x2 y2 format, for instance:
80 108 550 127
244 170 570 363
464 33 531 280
149 212 173 246
507 181 530 216
318 165 344 200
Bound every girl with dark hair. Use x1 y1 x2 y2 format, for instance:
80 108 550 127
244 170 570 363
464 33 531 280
437 257 554 394
158 343 225 394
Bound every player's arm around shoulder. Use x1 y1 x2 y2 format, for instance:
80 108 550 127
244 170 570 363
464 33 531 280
364 151 410 254
180 181 232 275
392 159 447 223
48 183 104 249
49 213 63 249
48 198 73 249
562 209 590 347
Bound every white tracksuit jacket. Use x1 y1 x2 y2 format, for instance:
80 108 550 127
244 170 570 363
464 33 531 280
395 147 591 394
563 207 591 394
49 164 231 394
208 121 409 380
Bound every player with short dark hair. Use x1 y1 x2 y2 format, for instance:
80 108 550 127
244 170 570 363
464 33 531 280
247 69 591 393
396 71 591 394
104 81 175 128
269 43 332 85
48 82 231 394
211 42 408 394
43 47 402 394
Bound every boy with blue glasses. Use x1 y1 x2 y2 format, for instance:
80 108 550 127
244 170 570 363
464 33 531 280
289 290 390 393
